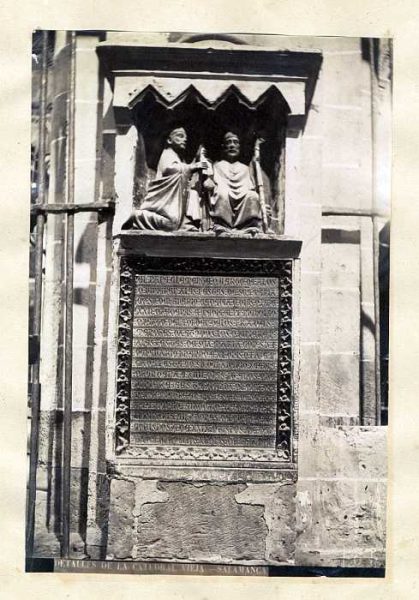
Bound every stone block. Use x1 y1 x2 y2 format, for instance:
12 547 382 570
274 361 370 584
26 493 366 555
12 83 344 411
321 52 370 108
321 243 359 289
34 465 89 540
315 426 387 480
320 353 359 417
95 473 111 530
133 480 169 517
296 477 386 564
113 126 137 233
74 91 100 204
322 104 371 169
135 482 266 563
107 478 135 559
297 411 320 479
320 287 360 353
236 482 297 564
320 163 370 210
70 411 91 469
295 548 385 568
37 410 56 464
74 156 99 206
266 482 296 563
299 204 322 272
286 137 322 214
299 343 320 412
300 272 321 344
284 191 300 238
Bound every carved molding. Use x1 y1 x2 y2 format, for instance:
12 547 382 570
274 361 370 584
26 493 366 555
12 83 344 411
115 259 134 452
122 444 289 462
277 260 293 459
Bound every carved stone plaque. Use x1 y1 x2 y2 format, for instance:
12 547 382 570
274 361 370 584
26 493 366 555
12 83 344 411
131 274 279 448
115 256 294 475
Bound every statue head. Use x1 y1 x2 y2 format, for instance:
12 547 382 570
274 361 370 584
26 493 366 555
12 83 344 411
221 131 240 162
166 126 187 154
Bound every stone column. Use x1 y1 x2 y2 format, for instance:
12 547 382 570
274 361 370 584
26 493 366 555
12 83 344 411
36 31 107 557
36 32 70 556
85 68 116 560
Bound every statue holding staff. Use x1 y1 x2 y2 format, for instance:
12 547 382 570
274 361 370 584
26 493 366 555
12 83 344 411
123 126 208 232
206 131 263 236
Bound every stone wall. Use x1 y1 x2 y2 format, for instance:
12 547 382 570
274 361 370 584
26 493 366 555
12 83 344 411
33 32 389 568
104 424 386 566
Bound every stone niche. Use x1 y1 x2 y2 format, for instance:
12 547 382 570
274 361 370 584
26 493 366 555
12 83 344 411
96 41 322 234
98 39 321 563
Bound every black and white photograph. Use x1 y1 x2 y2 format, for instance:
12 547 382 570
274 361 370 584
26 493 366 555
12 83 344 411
26 29 391 576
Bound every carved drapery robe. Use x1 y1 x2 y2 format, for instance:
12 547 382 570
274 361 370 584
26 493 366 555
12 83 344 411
210 159 261 230
128 147 200 231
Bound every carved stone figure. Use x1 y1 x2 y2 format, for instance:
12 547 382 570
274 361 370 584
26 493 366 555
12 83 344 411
208 132 262 235
124 127 205 232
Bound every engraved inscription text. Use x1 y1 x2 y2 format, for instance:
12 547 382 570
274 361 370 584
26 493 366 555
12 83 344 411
131 274 279 448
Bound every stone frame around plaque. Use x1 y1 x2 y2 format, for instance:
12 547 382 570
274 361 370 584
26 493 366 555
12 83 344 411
110 234 300 483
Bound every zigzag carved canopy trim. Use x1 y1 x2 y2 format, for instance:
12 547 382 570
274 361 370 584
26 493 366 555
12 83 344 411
127 77 292 112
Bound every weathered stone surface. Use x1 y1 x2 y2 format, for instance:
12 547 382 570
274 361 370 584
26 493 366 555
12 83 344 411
315 426 387 480
296 478 386 565
133 480 168 517
298 425 386 482
299 272 321 344
295 549 386 568
235 482 296 563
33 465 89 554
33 529 61 558
298 203 322 272
69 532 88 559
37 410 92 469
320 288 360 353
135 483 266 562
299 343 320 412
320 353 360 417
107 478 135 559
297 412 320 479
296 426 387 567
321 243 359 289
322 104 368 167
